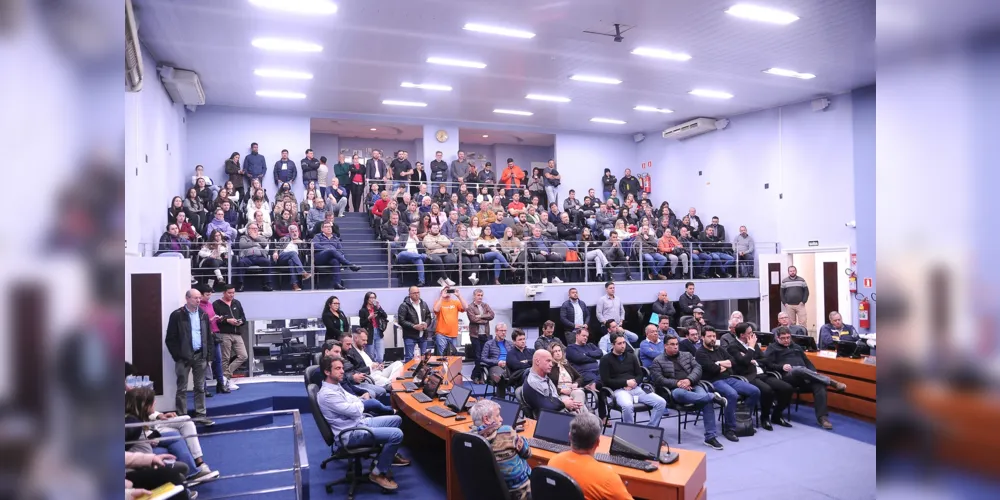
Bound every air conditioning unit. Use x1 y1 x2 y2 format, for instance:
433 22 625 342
125 0 143 92
662 118 718 140
158 66 206 106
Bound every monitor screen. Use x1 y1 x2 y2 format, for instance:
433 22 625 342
492 398 522 426
422 373 443 398
793 335 818 351
533 409 575 445
756 332 774 347
610 422 662 460
445 384 472 412
512 301 551 328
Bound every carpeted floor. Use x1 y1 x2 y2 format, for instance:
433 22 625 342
185 365 877 500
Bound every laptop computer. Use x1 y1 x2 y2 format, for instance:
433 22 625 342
444 384 473 413
793 335 818 352
609 422 663 461
421 372 443 399
533 409 576 446
835 339 869 358
492 398 524 427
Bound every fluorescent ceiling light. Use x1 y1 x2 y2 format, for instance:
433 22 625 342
382 100 427 107
630 47 692 61
426 57 486 69
570 75 622 85
763 67 816 79
249 0 338 15
725 4 799 24
254 68 314 80
689 89 734 99
251 38 323 53
493 109 533 116
400 82 453 91
526 94 571 103
256 90 307 99
463 23 535 39
634 105 674 114
370 128 377 131
590 117 626 125
482 134 489 138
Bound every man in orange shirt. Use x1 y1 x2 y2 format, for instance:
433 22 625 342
433 286 468 354
500 158 526 190
548 413 633 500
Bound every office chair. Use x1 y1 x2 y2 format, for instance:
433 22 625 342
600 370 655 431
304 365 319 388
655 380 720 444
451 432 512 500
530 466 585 500
306 384 384 499
514 386 535 420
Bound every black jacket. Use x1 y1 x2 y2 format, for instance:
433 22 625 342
212 299 246 335
601 174 618 192
695 345 732 382
678 338 700 356
164 306 213 363
649 351 702 390
762 341 815 372
619 175 640 198
301 156 320 184
559 299 590 330
726 340 764 382
676 293 702 316
343 347 370 376
649 300 676 321
358 304 389 338
321 309 350 341
566 343 603 385
430 160 449 182
548 362 584 388
506 346 535 380
599 351 643 391
397 299 433 340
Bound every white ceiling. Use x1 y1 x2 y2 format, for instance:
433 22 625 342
135 0 875 134
310 118 423 141
459 128 554 147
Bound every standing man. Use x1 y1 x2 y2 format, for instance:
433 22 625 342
213 284 248 391
559 288 590 333
618 168 640 201
243 142 267 190
726 323 794 431
274 149 297 187
543 159 561 207
780 266 810 328
595 281 624 335
500 158 526 190
599 333 666 427
433 286 467 354
677 282 703 321
764 327 848 430
695 329 760 442
333 153 352 197
390 150 413 193
449 151 468 192
165 288 214 423
397 286 433 362
733 225 756 278
478 161 497 194
365 150 388 193
465 289 495 384
429 151 449 193
301 148 320 190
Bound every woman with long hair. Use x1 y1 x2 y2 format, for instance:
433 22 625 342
225 151 244 199
500 226 526 268
224 180 241 206
580 226 610 281
417 214 432 239
125 386 219 483
182 189 207 231
547 342 593 414
198 230 230 283
168 195 185 226
358 291 389 363
195 177 213 208
468 215 483 240
474 225 511 285
321 295 350 341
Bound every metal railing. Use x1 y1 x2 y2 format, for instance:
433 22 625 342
125 410 308 500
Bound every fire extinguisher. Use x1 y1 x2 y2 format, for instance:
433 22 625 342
848 270 857 294
858 297 870 329
641 173 652 193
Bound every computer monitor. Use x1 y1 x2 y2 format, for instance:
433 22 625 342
412 351 434 382
288 318 308 328
492 398 523 426
421 373 443 399
756 332 774 347
266 320 285 330
533 409 575 445
836 340 869 358
793 335 818 352
610 422 663 460
445 384 472 412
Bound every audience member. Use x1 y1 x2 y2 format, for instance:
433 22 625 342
649 290 676 322
638 324 663 368
424 222 456 287
558 289 590 337
677 282 703 319
764 327 848 430
311 343 394 414
397 286 433 361
321 295 350 341
526 225 564 284
505 329 534 388
601 231 632 280
524 349 584 415
125 451 193 500
695 328 760 442
469 399 533 500
213 284 248 391
433 286 467 354
595 281 624 332
773 312 808 337
482 323 514 395
566 327 603 387
726 322 793 431
818 311 861 349
679 326 702 356
649 337 726 450
358 292 389 363
549 341 595 408
500 158 525 190
234 223 274 291
548 413 634 500
780 265 810 327
598 319 638 354
340 334 391 399
600 332 666 427
125 386 219 481
347 154 367 212
466 289 495 384
352 329 404 384
312 221 360 290
164 288 213 422
156 223 191 258
656 317 678 341
394 225 429 287
534 320 558 351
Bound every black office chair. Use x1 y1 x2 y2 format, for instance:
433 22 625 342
304 365 319 388
655 380 720 444
600 371 655 431
679 315 694 328
530 465 585 500
306 384 385 499
765 369 812 418
451 432 511 500
514 386 535 420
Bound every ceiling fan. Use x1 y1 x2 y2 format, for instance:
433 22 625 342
583 23 633 43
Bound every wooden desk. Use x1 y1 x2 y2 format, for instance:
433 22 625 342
520 419 707 500
801 353 877 420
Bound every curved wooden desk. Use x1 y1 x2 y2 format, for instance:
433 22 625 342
391 356 708 500
803 353 877 419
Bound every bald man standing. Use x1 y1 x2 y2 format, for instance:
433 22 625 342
165 288 215 421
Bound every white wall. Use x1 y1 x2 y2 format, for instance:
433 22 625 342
555 132 637 201
186 107 311 191
309 133 340 161
125 46 188 252
636 94 857 251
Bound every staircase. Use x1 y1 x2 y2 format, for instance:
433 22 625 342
335 212 398 289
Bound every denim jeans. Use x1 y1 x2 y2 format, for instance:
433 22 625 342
693 252 713 277
363 397 395 415
737 251 755 277
356 382 388 400
155 430 198 477
435 334 460 355
344 415 404 475
236 254 274 286
545 186 559 207
642 253 667 275
709 252 735 275
613 387 666 427
712 377 761 431
395 251 427 283
480 251 510 282
403 337 419 362
315 248 352 284
278 252 306 285
469 335 486 380
365 327 385 363
209 342 224 385
671 386 718 440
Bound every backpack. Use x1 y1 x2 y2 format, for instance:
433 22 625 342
733 401 757 437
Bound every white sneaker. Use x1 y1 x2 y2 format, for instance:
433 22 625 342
552 277 563 283
187 466 219 485
227 380 240 390
214 269 224 280
469 274 479 285
444 278 456 286
542 278 549 284
437 277 448 287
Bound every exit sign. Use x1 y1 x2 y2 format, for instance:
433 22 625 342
863 277 872 288
808 240 819 247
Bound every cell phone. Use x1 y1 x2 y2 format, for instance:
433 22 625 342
446 288 455 294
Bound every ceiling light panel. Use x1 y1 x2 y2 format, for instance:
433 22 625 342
494 109 533 116
249 0 338 15
570 75 622 85
689 89 734 99
251 38 323 52
463 23 535 39
526 94 571 103
401 82 453 91
763 68 816 79
254 68 314 79
256 90 307 99
382 100 427 107
634 105 673 113
426 57 486 68
590 117 626 124
630 47 692 61
725 4 800 24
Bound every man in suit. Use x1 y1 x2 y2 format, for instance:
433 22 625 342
165 288 214 423
365 149 388 193
559 287 590 332
726 323 794 430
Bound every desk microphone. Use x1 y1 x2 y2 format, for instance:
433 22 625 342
659 440 679 464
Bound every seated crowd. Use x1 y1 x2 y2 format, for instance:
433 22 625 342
160 143 759 290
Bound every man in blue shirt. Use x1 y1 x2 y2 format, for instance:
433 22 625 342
526 226 564 284
164 288 213 422
818 311 860 349
657 316 678 341
243 142 267 186
312 222 361 290
481 323 514 397
638 325 664 369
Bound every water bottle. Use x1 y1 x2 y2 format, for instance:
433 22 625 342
414 345 421 359
142 375 151 388
126 375 135 388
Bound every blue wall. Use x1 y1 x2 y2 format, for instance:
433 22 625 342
851 85 876 330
